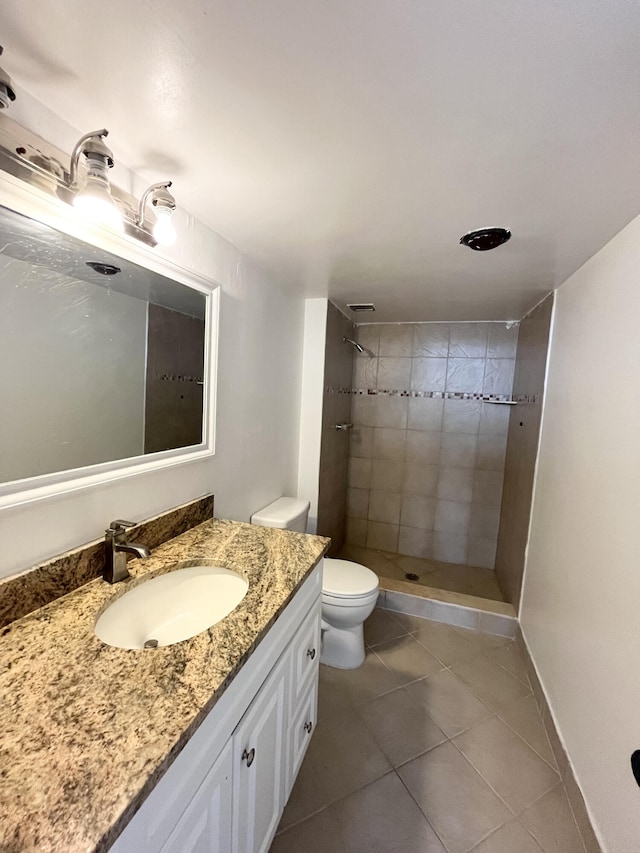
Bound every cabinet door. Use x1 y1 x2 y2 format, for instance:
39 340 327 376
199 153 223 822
232 650 289 853
287 678 318 796
159 740 233 853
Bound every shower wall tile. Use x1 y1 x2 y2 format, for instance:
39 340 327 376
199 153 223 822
437 467 475 503
353 355 378 388
346 517 368 547
398 526 434 559
400 494 436 530
347 487 369 519
479 403 511 436
440 433 478 468
350 426 373 458
477 433 508 471
345 321 518 570
371 458 405 492
405 430 441 464
434 499 472 535
442 399 482 434
408 397 444 431
368 490 402 525
413 324 450 357
402 463 439 496
446 358 485 393
410 357 448 391
472 469 504 506
469 503 501 541
367 521 400 552
483 358 516 395
348 457 372 490
372 427 406 460
317 302 357 554
468 537 498 571
377 357 411 388
495 294 553 606
373 395 409 429
352 395 377 427
355 324 380 355
378 324 414 356
487 323 519 358
433 532 468 564
449 323 489 358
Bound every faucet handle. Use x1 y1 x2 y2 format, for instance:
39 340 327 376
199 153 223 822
107 519 137 532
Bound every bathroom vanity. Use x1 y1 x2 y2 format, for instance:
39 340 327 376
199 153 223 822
0 519 329 852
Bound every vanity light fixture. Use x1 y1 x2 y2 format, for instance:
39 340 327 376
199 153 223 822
0 46 16 110
70 129 123 231
138 181 177 247
0 106 180 247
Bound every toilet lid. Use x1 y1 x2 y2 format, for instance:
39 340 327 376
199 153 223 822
322 558 379 598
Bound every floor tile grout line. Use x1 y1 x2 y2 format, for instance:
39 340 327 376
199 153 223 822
519 781 589 853
466 819 546 853
495 707 563 774
392 766 455 853
449 734 562 823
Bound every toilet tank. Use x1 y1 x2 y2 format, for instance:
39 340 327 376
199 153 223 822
250 497 310 533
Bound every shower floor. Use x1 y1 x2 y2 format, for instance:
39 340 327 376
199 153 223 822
336 544 505 603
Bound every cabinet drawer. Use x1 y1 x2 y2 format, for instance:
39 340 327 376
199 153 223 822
289 599 321 711
287 678 318 797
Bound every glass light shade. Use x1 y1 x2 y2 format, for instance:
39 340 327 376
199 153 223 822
152 205 177 246
73 154 123 231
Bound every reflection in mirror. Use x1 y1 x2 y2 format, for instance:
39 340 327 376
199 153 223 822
0 204 207 485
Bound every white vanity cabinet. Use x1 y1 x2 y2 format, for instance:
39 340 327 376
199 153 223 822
109 562 322 853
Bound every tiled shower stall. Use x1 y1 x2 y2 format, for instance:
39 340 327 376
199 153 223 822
345 322 518 569
314 297 553 607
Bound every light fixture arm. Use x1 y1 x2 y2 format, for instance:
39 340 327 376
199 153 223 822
69 128 111 188
138 180 175 228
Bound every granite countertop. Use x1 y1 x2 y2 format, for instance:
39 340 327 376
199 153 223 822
0 519 329 853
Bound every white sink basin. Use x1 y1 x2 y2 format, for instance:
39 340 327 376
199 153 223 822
95 565 249 649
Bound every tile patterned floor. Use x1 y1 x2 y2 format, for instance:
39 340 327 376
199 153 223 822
336 545 505 602
270 609 587 853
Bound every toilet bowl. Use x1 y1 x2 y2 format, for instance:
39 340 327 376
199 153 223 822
250 497 379 670
321 558 379 669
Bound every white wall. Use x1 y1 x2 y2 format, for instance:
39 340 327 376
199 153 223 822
521 215 640 852
0 257 147 481
0 93 304 577
296 298 328 533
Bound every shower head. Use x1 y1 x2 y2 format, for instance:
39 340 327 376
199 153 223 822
343 336 364 354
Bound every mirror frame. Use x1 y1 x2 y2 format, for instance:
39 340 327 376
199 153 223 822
0 170 219 511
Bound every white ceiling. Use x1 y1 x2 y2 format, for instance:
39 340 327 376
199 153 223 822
3 1 640 321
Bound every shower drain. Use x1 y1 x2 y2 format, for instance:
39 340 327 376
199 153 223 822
405 573 420 582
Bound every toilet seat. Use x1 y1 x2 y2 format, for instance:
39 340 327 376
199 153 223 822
322 558 379 600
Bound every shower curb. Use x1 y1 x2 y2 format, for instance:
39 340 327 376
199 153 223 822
377 578 517 638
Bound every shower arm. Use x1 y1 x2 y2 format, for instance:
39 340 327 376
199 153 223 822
342 336 364 354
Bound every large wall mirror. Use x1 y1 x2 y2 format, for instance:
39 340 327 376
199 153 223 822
0 175 218 509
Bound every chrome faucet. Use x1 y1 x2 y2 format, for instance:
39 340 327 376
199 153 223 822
103 520 151 584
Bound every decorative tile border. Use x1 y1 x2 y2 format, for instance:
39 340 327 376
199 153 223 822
327 387 515 400
325 386 543 403
0 495 214 629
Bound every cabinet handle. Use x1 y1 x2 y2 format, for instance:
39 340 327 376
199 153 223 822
304 721 313 734
242 748 255 768
307 648 316 660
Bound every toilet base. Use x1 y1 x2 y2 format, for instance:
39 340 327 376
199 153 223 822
320 622 366 669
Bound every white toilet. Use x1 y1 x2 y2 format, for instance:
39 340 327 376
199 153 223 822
250 497 379 669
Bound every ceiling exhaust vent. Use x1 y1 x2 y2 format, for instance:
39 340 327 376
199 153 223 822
347 303 376 313
460 227 511 251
